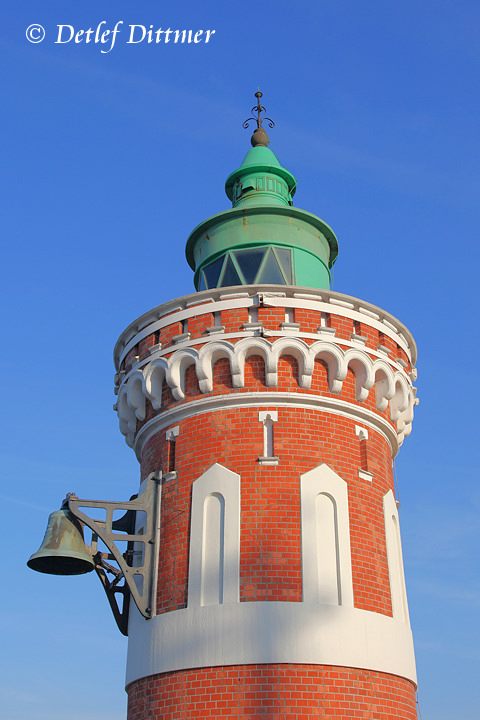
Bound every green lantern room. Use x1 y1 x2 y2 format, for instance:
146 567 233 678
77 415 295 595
186 91 339 292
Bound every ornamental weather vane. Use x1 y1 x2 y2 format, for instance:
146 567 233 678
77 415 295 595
243 89 275 147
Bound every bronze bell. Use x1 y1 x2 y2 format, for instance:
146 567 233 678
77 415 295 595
27 508 95 575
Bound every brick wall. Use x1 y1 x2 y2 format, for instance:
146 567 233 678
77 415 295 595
127 664 417 719
123 298 414 718
141 404 393 616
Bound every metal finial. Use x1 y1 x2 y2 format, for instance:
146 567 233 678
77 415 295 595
243 90 275 147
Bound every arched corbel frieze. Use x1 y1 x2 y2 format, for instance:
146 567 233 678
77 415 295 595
271 337 313 388
115 336 416 448
126 369 146 421
372 361 396 411
144 357 168 410
197 341 235 393
166 348 198 401
343 350 375 402
234 337 277 387
310 342 345 394
389 375 409 423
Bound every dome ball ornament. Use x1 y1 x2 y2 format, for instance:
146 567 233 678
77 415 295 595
243 89 275 146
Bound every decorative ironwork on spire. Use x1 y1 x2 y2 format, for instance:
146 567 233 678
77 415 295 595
243 89 275 147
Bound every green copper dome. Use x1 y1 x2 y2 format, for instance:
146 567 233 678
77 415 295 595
225 145 297 207
185 94 338 291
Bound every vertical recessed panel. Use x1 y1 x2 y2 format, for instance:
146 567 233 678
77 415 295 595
315 492 341 605
188 464 240 608
201 493 225 605
390 515 408 622
301 464 354 608
263 416 274 457
383 490 410 624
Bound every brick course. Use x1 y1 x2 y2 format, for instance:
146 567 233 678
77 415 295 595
127 665 417 719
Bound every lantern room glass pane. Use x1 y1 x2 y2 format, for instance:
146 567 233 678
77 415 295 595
203 256 225 288
275 248 292 283
221 255 242 287
233 248 266 284
258 249 286 285
198 271 207 291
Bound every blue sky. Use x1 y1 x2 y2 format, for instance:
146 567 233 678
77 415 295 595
1 1 479 718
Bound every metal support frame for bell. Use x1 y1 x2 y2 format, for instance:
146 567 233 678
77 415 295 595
28 472 162 636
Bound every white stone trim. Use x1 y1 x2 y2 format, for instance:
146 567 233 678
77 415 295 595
132 391 399 460
248 296 411 360
280 322 300 333
115 286 417 369
358 470 374 482
258 410 277 460
188 464 240 607
258 410 278 423
119 297 256 365
258 456 280 466
165 426 179 442
300 465 354 608
116 331 410 388
173 332 191 344
358 306 380 320
329 298 355 309
126 601 417 686
116 336 416 449
355 425 369 441
383 490 410 624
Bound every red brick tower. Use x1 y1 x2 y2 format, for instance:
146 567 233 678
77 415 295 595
115 94 418 718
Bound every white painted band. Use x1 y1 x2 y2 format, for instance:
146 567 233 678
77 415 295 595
126 601 417 686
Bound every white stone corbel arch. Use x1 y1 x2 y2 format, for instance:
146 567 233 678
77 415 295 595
126 369 147 421
401 391 415 438
271 337 313 388
233 337 276 387
389 373 409 423
344 350 375 402
117 387 136 447
372 360 396 411
310 342 346 394
197 341 236 393
143 357 168 410
397 388 416 442
117 389 133 432
166 348 199 401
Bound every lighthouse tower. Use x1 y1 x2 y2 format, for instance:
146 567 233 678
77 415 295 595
115 93 418 719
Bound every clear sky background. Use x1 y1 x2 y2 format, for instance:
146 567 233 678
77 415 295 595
1 1 479 718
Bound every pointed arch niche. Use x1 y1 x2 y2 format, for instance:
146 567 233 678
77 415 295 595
300 464 354 607
383 490 410 624
188 463 240 607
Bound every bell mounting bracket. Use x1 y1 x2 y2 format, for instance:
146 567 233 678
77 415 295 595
67 472 162 635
